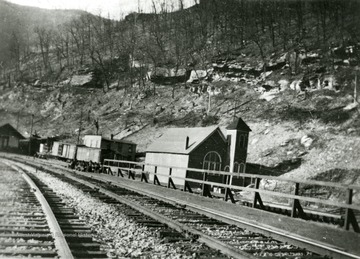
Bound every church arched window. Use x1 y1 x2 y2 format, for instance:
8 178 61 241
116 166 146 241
203 151 222 171
234 162 246 173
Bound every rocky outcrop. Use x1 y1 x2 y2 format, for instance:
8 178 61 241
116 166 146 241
149 67 189 85
187 70 207 83
212 61 263 79
60 72 99 88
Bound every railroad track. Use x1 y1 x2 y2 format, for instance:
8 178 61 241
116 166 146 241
6 158 351 259
5 155 354 227
0 161 108 258
3 159 230 258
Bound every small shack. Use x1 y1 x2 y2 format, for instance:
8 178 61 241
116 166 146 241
0 123 25 152
19 137 43 156
144 118 251 187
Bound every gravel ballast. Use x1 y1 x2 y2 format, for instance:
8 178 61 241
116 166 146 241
34 170 209 258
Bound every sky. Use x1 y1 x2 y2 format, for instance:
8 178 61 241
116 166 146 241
6 0 197 19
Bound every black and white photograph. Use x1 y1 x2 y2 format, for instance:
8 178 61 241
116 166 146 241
0 0 359 258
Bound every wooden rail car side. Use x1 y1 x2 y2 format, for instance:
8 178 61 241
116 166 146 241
51 142 77 161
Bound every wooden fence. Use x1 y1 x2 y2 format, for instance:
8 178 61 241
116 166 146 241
102 159 360 232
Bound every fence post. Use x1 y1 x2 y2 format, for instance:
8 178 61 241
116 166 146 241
153 166 161 185
291 182 305 218
252 178 264 209
167 167 176 189
128 163 135 180
141 164 148 183
201 171 212 198
102 162 105 174
224 172 235 203
344 188 359 232
183 169 193 193
184 181 193 193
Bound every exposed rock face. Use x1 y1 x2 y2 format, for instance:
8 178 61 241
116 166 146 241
187 70 207 83
266 54 287 71
301 52 321 65
308 77 321 90
259 91 279 101
190 84 208 95
61 73 96 88
331 44 359 66
207 85 221 96
278 79 290 91
322 75 338 90
149 67 189 85
290 80 303 92
300 135 314 149
212 62 262 78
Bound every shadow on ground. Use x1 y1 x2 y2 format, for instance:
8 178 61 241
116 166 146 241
300 168 360 202
246 158 302 176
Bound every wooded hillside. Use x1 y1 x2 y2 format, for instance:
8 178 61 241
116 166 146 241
1 0 360 91
1 0 360 191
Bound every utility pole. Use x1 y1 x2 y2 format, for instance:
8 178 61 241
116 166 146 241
233 100 237 118
355 73 357 103
16 112 20 130
28 114 34 156
77 109 83 145
208 93 211 114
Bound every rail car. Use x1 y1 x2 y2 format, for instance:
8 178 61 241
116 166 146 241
36 135 136 173
76 146 116 163
48 141 135 164
49 142 112 163
51 141 77 161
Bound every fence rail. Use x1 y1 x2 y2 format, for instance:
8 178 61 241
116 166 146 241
103 159 360 232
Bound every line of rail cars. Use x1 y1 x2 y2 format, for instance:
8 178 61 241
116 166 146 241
49 136 136 164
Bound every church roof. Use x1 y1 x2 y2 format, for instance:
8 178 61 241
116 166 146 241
146 126 225 154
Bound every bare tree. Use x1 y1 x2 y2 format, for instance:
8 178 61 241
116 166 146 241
34 27 53 74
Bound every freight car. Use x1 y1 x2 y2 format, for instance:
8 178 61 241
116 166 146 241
42 135 137 172
51 141 77 161
76 146 116 163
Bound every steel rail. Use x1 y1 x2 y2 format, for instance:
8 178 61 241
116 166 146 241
8 163 74 259
31 157 360 213
9 159 256 259
77 171 360 259
53 170 257 259
6 157 360 259
184 204 360 259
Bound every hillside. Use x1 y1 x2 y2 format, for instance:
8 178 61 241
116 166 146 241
1 0 360 202
0 0 88 66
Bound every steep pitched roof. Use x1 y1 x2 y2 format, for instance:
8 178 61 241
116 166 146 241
146 126 224 154
0 123 25 139
226 117 251 132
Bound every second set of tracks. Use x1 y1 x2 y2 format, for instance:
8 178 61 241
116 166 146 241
5 157 357 259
